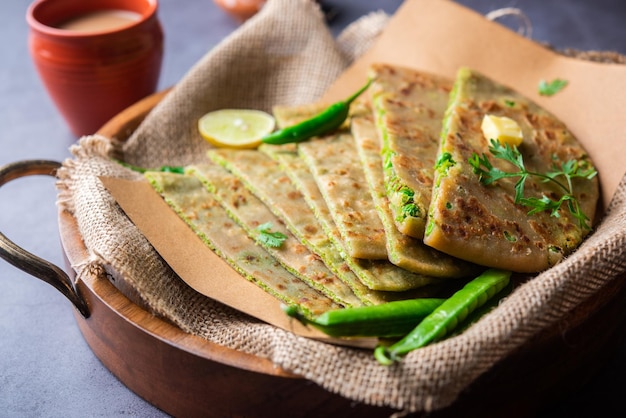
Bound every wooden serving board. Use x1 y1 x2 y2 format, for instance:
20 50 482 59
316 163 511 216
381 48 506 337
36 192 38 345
55 90 626 418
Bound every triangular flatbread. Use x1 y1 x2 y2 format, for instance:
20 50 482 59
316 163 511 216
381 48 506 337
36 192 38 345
351 112 479 278
298 133 389 260
369 63 452 239
424 67 599 272
209 148 439 293
188 163 364 308
259 142 446 299
144 171 339 317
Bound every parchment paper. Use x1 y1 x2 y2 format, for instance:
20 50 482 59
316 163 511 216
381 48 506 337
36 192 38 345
324 0 626 209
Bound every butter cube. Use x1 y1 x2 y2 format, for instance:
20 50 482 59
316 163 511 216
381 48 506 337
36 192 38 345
481 114 523 147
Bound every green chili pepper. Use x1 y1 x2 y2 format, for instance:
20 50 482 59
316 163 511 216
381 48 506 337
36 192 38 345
115 160 185 174
283 298 446 338
448 280 514 337
261 78 373 145
374 269 512 365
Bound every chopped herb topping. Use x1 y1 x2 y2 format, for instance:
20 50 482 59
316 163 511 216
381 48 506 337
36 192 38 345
256 222 287 248
538 78 568 96
468 139 597 229
548 245 562 253
503 231 517 242
434 152 456 176
115 159 185 174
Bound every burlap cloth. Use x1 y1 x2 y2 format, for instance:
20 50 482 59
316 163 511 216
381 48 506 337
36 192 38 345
56 0 626 414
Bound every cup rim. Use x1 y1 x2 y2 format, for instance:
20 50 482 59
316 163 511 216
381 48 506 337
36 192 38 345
26 0 159 38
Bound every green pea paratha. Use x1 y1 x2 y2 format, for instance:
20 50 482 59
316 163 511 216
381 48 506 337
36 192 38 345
208 148 438 293
144 171 339 318
424 67 599 273
351 112 479 278
369 63 453 239
187 163 364 308
259 142 444 299
298 133 389 260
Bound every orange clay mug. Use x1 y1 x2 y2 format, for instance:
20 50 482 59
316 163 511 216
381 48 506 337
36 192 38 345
27 0 164 137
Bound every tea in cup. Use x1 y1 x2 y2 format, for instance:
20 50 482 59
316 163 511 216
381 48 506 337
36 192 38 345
27 0 164 137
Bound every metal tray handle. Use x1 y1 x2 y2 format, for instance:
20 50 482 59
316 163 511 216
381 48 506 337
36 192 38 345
0 160 89 318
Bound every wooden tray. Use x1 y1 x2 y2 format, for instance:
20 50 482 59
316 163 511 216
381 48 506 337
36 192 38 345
2 91 626 418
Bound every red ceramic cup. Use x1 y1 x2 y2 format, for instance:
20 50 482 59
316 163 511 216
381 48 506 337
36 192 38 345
27 0 164 137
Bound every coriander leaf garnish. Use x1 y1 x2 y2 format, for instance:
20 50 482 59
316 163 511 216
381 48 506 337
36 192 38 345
160 166 185 174
434 152 456 176
115 159 185 174
469 139 597 229
256 222 287 248
538 78 568 96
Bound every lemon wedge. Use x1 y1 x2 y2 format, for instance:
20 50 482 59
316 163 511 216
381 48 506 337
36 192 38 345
198 109 275 149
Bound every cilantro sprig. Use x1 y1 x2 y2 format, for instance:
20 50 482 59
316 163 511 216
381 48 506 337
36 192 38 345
468 139 597 229
256 222 287 248
115 159 185 174
538 78 568 96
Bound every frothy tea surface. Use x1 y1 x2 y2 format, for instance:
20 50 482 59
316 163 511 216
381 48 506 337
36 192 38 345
56 10 141 32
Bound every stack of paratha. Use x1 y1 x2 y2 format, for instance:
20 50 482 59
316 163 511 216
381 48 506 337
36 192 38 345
144 63 599 318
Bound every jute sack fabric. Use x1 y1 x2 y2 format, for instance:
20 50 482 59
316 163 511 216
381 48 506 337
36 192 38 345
57 0 626 413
